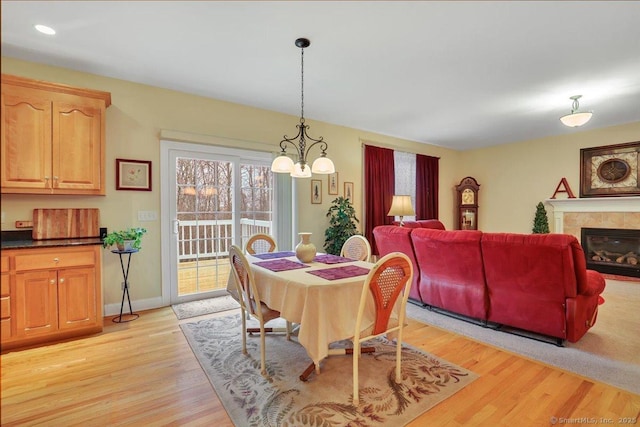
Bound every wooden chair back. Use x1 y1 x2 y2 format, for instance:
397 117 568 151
340 235 372 262
245 233 277 255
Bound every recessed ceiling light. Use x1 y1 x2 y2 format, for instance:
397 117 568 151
34 24 56 35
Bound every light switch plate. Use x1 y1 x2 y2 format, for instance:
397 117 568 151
137 210 158 221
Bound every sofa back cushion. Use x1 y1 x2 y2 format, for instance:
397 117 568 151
395 220 446 230
373 225 422 301
411 228 488 319
481 233 579 338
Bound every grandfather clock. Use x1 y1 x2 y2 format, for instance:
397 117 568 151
456 177 480 230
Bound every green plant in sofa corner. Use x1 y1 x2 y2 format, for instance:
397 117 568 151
102 227 147 250
532 202 550 234
324 197 360 255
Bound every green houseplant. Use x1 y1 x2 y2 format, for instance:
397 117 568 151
102 227 147 251
324 197 360 255
532 202 550 234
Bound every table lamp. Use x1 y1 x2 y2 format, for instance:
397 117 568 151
387 195 415 226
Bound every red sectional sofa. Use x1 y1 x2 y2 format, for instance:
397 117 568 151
373 225 606 344
393 220 446 229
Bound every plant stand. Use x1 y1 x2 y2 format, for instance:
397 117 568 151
111 249 140 323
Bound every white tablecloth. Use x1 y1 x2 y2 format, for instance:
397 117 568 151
239 254 380 365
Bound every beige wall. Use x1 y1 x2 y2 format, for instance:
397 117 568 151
1 57 459 310
3 57 639 311
459 122 640 232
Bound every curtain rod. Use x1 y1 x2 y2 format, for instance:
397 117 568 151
360 141 441 159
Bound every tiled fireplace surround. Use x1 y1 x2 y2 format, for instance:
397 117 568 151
546 197 640 238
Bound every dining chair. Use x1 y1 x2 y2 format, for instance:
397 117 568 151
340 234 372 262
238 233 277 320
245 233 278 255
300 252 413 406
228 245 291 376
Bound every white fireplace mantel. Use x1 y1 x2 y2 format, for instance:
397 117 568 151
546 196 640 233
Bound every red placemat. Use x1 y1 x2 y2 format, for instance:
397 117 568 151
307 265 371 280
253 259 308 272
253 251 296 260
313 254 353 264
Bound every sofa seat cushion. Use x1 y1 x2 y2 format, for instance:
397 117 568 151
411 229 488 319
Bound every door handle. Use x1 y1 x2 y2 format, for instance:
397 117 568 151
172 219 180 234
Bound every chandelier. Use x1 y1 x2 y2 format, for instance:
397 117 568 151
271 38 335 178
560 95 593 127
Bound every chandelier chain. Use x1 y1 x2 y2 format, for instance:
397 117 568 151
300 47 305 121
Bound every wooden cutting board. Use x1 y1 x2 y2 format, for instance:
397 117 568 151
32 209 100 240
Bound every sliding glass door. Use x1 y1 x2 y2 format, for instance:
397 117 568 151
162 141 274 305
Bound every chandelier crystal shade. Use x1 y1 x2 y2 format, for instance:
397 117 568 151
271 38 335 178
560 95 593 127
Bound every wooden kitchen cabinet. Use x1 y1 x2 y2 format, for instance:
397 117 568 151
1 255 11 340
0 74 111 195
1 245 102 350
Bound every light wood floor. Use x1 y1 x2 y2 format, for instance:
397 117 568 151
2 307 639 426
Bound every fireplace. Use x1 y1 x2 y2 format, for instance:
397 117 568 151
581 228 640 278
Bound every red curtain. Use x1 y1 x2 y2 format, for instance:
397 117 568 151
364 145 395 255
416 154 439 219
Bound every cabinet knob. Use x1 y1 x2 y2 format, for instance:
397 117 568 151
53 257 60 263
59 278 65 284
50 279 56 285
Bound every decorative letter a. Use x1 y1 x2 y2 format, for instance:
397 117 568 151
551 177 576 199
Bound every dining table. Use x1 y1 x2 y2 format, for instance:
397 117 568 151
227 251 399 373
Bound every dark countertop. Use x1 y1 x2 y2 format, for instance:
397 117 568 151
1 230 103 250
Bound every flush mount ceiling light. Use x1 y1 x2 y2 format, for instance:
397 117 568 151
271 38 335 178
34 24 56 35
560 95 593 127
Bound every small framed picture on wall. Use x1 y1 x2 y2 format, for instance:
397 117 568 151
328 172 339 195
116 158 152 191
344 182 354 201
311 179 322 204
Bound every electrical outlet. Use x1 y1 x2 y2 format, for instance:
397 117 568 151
137 210 158 221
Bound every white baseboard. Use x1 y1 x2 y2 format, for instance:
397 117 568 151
104 296 165 317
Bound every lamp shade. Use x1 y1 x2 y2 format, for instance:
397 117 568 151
387 195 415 217
311 156 335 174
271 154 295 173
560 111 593 127
290 162 312 178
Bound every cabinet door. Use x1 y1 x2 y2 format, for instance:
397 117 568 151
15 270 58 337
1 86 52 190
1 270 11 341
52 100 104 193
57 266 97 330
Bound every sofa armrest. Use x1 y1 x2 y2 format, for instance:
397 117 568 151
581 270 606 296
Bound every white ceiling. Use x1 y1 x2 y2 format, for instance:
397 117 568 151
2 1 640 151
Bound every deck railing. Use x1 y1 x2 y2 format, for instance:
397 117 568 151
178 219 271 260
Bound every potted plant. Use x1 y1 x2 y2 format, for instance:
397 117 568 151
102 227 147 251
532 202 550 234
324 197 360 255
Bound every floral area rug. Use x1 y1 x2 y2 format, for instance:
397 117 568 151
180 314 477 427
171 295 240 320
